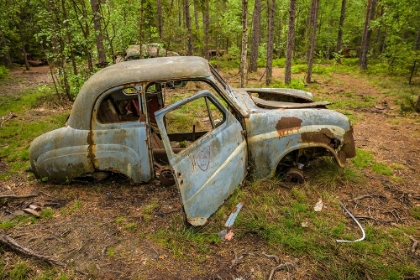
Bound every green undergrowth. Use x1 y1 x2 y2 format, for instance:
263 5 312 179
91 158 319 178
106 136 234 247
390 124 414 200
352 148 394 177
218 165 416 278
0 85 69 179
143 154 418 278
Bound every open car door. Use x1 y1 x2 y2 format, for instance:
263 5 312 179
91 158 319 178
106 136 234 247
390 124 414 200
155 90 247 226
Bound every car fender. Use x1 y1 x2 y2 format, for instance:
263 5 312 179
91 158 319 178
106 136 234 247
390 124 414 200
35 145 94 182
92 144 144 182
246 109 355 179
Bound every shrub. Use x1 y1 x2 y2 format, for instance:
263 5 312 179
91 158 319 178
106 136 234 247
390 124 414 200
0 66 9 79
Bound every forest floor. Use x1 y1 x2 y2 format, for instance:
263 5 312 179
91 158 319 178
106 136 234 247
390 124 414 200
0 64 420 279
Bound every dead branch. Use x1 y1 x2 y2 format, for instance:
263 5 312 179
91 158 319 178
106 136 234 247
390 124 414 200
0 193 38 199
0 112 17 127
268 259 299 280
262 252 280 264
230 250 248 268
405 234 419 254
0 231 65 267
350 194 386 203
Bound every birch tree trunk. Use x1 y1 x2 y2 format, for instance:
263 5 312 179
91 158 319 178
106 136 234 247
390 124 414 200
266 0 275 86
360 0 377 70
336 0 346 63
240 0 248 87
184 0 194 55
203 0 210 59
90 0 107 66
306 0 319 84
249 0 262 73
158 0 163 39
285 0 296 85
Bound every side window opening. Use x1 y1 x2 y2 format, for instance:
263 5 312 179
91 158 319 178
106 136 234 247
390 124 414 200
163 95 225 154
97 87 143 123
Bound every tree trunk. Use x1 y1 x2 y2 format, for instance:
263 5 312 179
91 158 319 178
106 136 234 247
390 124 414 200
415 89 420 112
61 0 78 76
184 0 194 55
158 0 163 39
139 0 144 58
306 0 320 84
193 0 199 31
240 0 248 87
360 0 377 70
70 0 93 73
90 0 107 66
0 28 12 68
203 0 210 59
415 28 420 51
336 0 346 63
249 0 262 73
266 0 275 86
285 0 296 85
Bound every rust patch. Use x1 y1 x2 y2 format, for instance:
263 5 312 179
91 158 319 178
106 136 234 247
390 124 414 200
276 117 302 136
301 128 333 146
341 127 356 159
87 130 98 166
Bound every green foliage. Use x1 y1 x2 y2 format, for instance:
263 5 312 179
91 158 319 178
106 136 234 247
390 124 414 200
291 64 307 74
0 82 69 179
0 214 37 229
0 66 9 79
352 148 374 168
150 225 220 259
61 200 82 215
372 162 393 176
412 207 420 220
271 78 306 90
40 208 55 220
107 247 116 258
0 220 15 229
272 58 286 68
308 158 363 189
9 262 30 279
353 149 393 176
312 65 329 75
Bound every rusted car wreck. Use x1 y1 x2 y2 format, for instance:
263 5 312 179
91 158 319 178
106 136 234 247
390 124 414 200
29 56 355 226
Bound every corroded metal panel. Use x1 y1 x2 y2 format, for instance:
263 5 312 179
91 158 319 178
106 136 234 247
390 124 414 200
240 88 314 102
251 96 330 109
29 127 93 182
92 117 152 183
156 91 247 226
246 108 354 179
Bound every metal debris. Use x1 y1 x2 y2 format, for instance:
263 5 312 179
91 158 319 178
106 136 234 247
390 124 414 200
225 202 243 228
336 199 366 243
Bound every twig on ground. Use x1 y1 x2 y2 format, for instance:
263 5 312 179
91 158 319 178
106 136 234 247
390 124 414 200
262 252 280 264
0 193 38 199
404 234 419 254
0 112 17 127
350 194 386 203
230 250 247 268
268 259 299 280
0 230 81 272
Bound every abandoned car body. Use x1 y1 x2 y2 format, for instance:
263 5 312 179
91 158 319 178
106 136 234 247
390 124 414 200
29 56 356 226
123 44 179 61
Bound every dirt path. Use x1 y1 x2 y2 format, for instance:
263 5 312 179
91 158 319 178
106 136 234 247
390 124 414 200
0 66 52 96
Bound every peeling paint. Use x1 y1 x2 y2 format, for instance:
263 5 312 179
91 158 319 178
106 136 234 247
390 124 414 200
276 117 302 136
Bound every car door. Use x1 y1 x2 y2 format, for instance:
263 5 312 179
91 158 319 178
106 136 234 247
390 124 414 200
91 85 153 183
155 90 247 226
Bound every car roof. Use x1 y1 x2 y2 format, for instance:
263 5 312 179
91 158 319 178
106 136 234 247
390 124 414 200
68 56 212 129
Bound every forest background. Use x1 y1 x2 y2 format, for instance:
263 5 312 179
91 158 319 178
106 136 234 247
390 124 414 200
0 0 419 102
1 0 420 279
